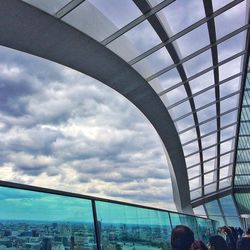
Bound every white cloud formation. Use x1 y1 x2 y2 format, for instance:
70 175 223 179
0 46 175 210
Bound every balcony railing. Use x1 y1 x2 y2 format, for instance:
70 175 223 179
0 181 217 250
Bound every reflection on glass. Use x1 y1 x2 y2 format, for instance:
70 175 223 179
0 186 96 249
176 24 210 58
133 48 173 79
157 0 205 34
96 201 172 250
23 0 71 14
205 200 225 226
215 1 247 39
107 20 161 62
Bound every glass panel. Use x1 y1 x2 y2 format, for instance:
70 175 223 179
235 193 250 214
235 175 250 185
220 76 241 98
200 119 217 136
23 0 71 14
204 172 215 185
220 93 240 113
107 20 161 62
183 50 213 77
133 48 173 78
215 1 247 39
203 159 216 173
220 152 233 165
0 186 96 249
189 177 201 190
205 200 224 226
147 0 164 7
203 146 217 162
196 217 214 244
220 165 230 179
89 0 141 30
176 24 210 58
185 153 200 168
219 56 243 81
63 0 141 42
165 85 187 106
179 128 197 145
170 212 199 238
158 0 205 34
150 68 182 93
193 205 207 217
169 100 192 120
194 88 215 109
219 178 231 189
197 104 216 123
96 201 172 249
190 189 202 200
212 0 234 11
220 138 235 154
220 195 241 227
218 31 246 62
220 124 237 141
220 110 238 127
175 114 195 131
188 166 200 179
202 132 217 149
183 140 199 156
204 183 217 195
189 70 215 94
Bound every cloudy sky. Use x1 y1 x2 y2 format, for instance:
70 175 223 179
0 44 175 210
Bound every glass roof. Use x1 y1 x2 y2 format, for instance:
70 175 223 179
21 0 249 203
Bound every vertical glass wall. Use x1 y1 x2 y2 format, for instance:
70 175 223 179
96 201 172 249
0 186 96 249
0 184 217 250
203 195 242 228
219 195 241 227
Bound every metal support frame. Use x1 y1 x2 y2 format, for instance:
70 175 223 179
128 0 244 65
101 0 175 45
233 0 250 189
179 107 239 135
167 71 243 110
185 136 235 158
92 200 102 250
187 149 235 170
174 90 241 123
189 162 234 181
55 0 86 19
158 50 246 96
133 0 205 198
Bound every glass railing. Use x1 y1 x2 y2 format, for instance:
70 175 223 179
0 182 217 250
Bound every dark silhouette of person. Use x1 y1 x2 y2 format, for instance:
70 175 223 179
171 225 194 250
237 228 250 250
209 235 229 250
237 227 244 239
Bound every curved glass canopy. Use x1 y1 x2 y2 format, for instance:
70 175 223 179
2 0 250 212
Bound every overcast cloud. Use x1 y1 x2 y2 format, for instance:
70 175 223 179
0 45 175 210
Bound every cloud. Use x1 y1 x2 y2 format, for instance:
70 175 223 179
0 45 174 210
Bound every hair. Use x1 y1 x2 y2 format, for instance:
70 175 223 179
246 228 250 235
209 235 229 250
190 240 208 250
171 225 194 250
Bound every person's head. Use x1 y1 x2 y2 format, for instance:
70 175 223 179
171 225 194 250
209 235 229 250
190 240 208 250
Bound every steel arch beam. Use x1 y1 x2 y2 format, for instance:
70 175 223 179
0 0 191 212
133 0 204 196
